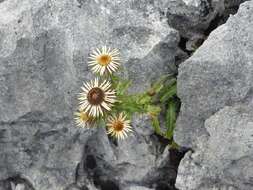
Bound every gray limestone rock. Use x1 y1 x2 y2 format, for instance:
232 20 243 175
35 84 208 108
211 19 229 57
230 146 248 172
160 0 248 52
175 0 253 148
1 0 252 189
0 180 11 190
159 0 225 38
76 117 178 190
176 105 253 190
175 1 253 189
127 186 154 190
225 0 248 8
0 0 178 190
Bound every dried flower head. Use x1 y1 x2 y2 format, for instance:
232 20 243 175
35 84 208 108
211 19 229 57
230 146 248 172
74 110 94 128
88 46 120 75
78 78 116 117
106 112 132 140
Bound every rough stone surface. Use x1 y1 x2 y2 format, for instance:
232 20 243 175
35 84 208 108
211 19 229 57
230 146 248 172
159 0 225 38
1 0 252 189
127 186 154 190
175 0 253 147
160 0 249 52
76 116 180 190
225 0 247 7
176 105 253 190
175 1 253 189
0 0 179 190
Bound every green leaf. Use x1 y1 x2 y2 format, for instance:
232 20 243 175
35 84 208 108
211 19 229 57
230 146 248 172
149 83 163 95
160 83 177 103
151 116 161 135
151 79 176 103
146 105 161 117
116 80 132 96
114 95 144 115
110 74 120 81
165 77 177 87
165 99 177 140
149 74 174 95
137 94 152 105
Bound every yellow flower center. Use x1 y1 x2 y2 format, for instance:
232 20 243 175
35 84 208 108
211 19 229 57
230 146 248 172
80 112 89 121
113 121 124 132
97 54 112 66
87 87 105 105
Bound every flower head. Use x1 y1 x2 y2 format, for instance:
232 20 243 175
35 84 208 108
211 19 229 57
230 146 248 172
88 46 120 75
78 78 116 117
106 112 132 140
74 110 94 128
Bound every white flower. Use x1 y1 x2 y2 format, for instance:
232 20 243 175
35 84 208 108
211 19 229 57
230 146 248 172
106 112 132 140
78 78 116 117
88 46 120 75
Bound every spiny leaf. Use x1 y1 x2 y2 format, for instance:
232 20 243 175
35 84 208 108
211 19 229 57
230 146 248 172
137 94 152 105
146 105 161 117
116 80 132 96
160 83 177 103
148 82 164 96
151 116 161 135
115 95 144 114
149 74 175 95
165 99 176 140
110 74 120 81
152 78 176 103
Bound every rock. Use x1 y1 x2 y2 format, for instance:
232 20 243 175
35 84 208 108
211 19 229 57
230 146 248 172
127 186 154 190
175 1 253 189
159 0 225 38
160 0 248 52
225 0 248 8
77 123 175 190
14 184 25 190
64 183 87 190
0 177 35 190
0 180 11 190
0 0 178 190
0 110 93 190
175 0 253 147
176 105 253 190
